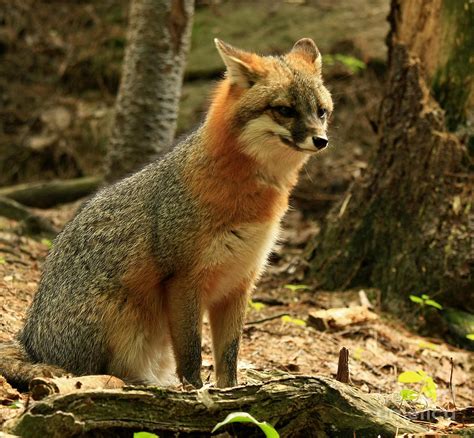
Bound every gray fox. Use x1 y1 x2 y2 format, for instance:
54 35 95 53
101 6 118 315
0 38 333 389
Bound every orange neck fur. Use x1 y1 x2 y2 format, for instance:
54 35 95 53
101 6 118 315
185 80 292 225
204 80 255 178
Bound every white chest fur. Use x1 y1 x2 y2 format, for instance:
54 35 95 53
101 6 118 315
201 220 281 302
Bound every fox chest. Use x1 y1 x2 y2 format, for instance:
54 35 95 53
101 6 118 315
199 221 281 301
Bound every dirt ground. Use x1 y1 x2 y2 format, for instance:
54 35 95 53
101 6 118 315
1 204 473 433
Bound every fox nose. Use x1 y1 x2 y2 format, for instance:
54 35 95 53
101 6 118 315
312 136 328 150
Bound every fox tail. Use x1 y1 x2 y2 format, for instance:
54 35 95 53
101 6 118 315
0 340 69 390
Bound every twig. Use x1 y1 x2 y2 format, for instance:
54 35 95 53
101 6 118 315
336 347 350 383
445 171 474 179
449 357 456 409
4 257 29 266
251 296 285 306
245 312 289 326
0 247 17 256
24 392 31 411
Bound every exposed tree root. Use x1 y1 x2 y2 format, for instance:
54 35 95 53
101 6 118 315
0 176 102 208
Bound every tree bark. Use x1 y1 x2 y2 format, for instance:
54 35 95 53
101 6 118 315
306 0 473 316
5 376 427 437
105 0 194 183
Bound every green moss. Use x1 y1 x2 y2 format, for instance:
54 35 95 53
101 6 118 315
431 1 474 131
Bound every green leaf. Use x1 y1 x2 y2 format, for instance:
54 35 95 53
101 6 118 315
409 295 423 304
417 341 438 351
283 284 310 292
421 294 430 300
281 315 306 327
41 238 53 249
322 54 335 65
335 54 366 72
323 54 366 73
353 346 364 361
249 300 266 311
7 400 23 409
422 378 437 402
212 412 279 438
134 432 159 438
424 299 443 310
398 371 424 383
466 333 474 341
399 389 419 401
0 257 6 265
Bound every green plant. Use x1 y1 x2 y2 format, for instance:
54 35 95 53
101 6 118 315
398 370 437 403
323 54 366 73
417 341 438 351
353 346 364 360
41 238 53 249
409 294 443 310
133 432 158 438
7 400 23 409
281 315 306 327
249 300 266 311
466 333 474 341
212 412 279 438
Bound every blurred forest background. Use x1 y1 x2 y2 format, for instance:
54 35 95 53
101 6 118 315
0 0 385 203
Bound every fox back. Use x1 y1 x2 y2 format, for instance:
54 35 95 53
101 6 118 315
2 38 333 389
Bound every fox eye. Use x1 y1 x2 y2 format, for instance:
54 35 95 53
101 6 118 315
318 108 327 119
274 106 296 118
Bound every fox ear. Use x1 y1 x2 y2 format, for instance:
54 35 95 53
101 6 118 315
215 39 264 88
290 38 322 72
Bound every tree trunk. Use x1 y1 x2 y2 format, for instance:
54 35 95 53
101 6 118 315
5 376 427 437
105 0 194 182
306 0 473 316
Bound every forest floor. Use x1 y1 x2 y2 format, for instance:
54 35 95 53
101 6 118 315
0 204 473 434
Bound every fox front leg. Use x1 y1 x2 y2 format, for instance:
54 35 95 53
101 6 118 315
209 289 249 388
167 284 203 388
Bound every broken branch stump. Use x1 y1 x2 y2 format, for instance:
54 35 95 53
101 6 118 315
336 347 350 384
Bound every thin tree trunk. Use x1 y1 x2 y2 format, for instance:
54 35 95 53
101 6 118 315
105 0 194 182
306 0 473 316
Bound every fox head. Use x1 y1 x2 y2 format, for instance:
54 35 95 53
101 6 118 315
208 38 333 180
